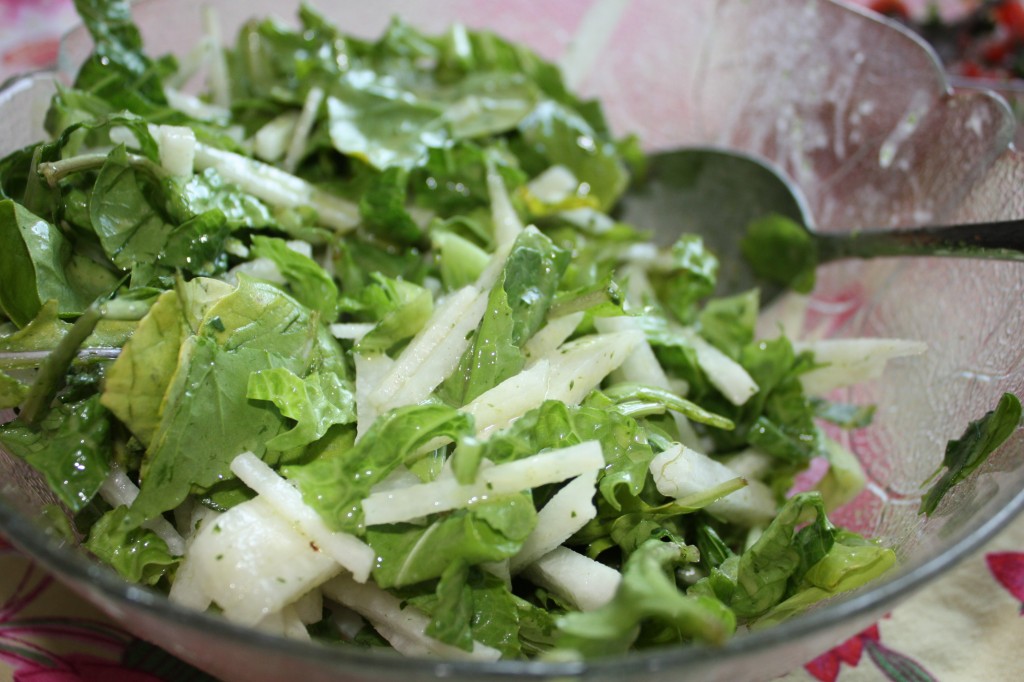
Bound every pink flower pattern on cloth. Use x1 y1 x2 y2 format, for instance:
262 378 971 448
1 2 1023 681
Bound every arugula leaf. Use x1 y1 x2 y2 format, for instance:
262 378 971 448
0 395 110 513
741 214 817 294
412 142 519 218
84 505 178 585
705 336 821 470
327 87 444 172
167 168 276 230
422 560 476 651
919 392 1022 516
555 538 736 655
246 367 355 451
89 145 175 276
441 227 569 405
359 166 422 244
811 398 876 429
158 210 230 277
0 199 88 326
71 0 176 117
73 0 157 86
514 101 628 211
729 492 834 619
652 235 719 325
0 143 62 220
698 289 759 360
353 275 433 354
410 562 528 657
368 493 535 589
285 403 474 533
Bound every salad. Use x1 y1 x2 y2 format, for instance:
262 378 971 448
0 0 1013 662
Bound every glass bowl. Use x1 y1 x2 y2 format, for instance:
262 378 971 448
2 0 1023 680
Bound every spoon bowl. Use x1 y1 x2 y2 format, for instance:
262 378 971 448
621 149 1024 300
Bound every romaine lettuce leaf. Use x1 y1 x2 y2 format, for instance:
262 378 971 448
246 367 355 451
85 505 178 585
100 289 186 446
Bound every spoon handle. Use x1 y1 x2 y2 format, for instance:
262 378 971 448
817 218 1024 263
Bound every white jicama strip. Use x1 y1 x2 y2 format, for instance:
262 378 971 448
255 604 312 641
544 330 645 406
283 86 325 173
354 351 394 440
794 337 928 395
521 547 621 612
185 496 342 626
557 207 615 234
329 322 376 340
225 257 285 285
163 35 212 89
202 6 231 108
488 160 523 246
291 588 324 625
719 448 775 481
649 443 776 526
757 293 810 341
369 286 487 412
687 332 759 406
363 441 604 526
254 111 300 162
523 311 584 365
163 87 230 122
411 360 551 452
193 143 360 231
322 573 502 661
462 359 550 438
99 468 186 556
230 453 374 582
369 466 424 495
510 470 598 574
559 0 631 91
167 551 211 612
156 125 196 178
527 165 578 204
595 316 674 389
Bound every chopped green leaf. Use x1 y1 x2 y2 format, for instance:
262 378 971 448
919 392 1022 516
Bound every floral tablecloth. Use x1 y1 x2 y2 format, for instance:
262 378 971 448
2 1 1024 681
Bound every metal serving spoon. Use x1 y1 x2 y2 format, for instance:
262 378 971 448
616 148 1024 301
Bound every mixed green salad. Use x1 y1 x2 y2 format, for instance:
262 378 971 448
0 0 1015 662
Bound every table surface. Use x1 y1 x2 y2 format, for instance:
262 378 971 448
2 2 1023 681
